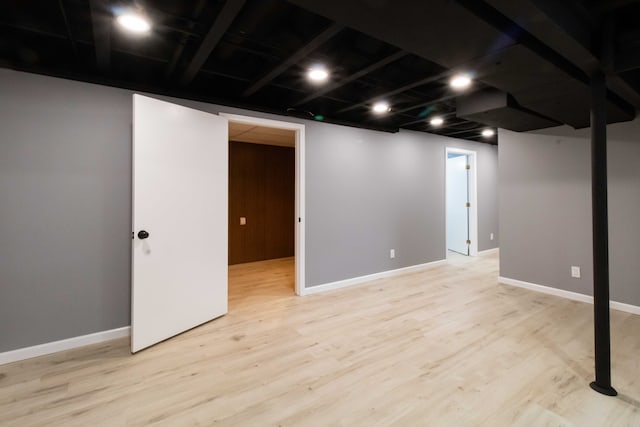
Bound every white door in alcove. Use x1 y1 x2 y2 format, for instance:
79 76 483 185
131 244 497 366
447 153 470 255
131 94 228 353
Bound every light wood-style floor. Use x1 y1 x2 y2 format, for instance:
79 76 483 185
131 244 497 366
1 252 639 426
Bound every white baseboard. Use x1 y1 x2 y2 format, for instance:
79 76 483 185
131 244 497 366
0 326 130 366
499 276 640 315
304 259 447 296
478 247 499 255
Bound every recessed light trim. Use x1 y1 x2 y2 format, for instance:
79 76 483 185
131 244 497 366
307 66 329 83
372 101 390 114
482 128 495 137
117 13 151 33
430 116 444 126
450 74 472 89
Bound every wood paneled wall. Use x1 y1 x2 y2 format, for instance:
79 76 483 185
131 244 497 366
229 142 295 265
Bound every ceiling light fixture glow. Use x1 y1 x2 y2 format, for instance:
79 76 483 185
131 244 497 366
482 128 495 137
450 74 472 89
372 102 390 114
117 13 151 33
307 66 329 83
430 116 444 126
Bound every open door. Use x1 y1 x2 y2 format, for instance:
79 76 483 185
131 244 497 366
447 153 470 255
132 94 228 353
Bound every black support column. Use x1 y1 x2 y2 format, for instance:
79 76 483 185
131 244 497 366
589 70 617 397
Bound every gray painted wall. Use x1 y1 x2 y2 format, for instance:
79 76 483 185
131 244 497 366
0 71 133 352
499 122 640 306
0 69 498 352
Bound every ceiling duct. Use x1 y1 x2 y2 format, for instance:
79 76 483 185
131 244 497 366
456 89 560 132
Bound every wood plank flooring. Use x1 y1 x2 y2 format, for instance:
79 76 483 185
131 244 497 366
1 253 639 426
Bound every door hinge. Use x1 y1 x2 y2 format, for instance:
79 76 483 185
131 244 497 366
465 164 471 170
466 240 471 245
465 202 471 208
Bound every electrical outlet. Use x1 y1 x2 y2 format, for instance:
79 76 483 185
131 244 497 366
490 233 494 241
571 266 581 278
390 249 395 259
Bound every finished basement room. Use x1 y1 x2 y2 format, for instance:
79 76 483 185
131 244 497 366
1 0 639 425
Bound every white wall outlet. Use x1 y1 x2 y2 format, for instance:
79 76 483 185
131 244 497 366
390 249 395 259
571 266 581 278
240 217 246 225
490 233 494 241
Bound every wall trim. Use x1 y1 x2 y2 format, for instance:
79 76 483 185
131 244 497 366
478 247 499 255
303 259 447 296
499 276 640 315
0 326 130 366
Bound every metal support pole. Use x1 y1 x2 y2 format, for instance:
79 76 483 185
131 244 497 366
589 70 617 397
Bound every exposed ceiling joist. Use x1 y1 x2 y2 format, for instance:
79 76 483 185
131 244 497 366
616 49 640 73
242 23 344 97
442 127 484 137
58 0 78 58
457 0 637 117
294 50 407 106
591 0 640 12
180 0 246 86
336 70 450 113
485 0 640 108
89 0 110 71
391 90 475 116
165 0 207 78
399 111 457 127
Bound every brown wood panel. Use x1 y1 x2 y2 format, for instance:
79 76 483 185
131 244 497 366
228 142 294 265
264 145 295 260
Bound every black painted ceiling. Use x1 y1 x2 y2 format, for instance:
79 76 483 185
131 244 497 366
1 0 639 145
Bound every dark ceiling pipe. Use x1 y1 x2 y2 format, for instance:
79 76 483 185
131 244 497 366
589 70 617 397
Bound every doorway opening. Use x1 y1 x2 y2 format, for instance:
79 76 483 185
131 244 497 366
445 147 478 258
223 114 306 303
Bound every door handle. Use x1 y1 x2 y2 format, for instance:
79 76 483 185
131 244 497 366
138 230 150 240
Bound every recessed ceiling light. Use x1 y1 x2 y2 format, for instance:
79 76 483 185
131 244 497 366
430 116 444 126
450 74 472 89
482 128 495 137
372 102 390 114
307 66 329 83
117 13 151 34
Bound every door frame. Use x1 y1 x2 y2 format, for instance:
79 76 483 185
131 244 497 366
445 147 478 257
221 113 306 295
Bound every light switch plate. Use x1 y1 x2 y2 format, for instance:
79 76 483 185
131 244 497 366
390 249 395 259
240 217 246 225
571 266 581 278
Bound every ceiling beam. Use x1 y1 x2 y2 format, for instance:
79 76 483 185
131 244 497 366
399 112 457 127
89 0 110 71
294 50 407 106
486 0 640 108
441 127 484 137
336 70 450 114
58 0 78 58
591 0 640 12
615 49 640 73
389 88 485 119
165 0 207 79
456 0 637 114
242 23 344 97
179 0 246 86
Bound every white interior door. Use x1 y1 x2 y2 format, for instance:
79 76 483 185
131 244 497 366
132 94 228 353
447 154 470 255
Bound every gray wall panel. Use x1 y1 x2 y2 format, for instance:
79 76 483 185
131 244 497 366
0 71 133 352
499 122 640 306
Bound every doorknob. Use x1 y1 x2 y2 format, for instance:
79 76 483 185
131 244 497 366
138 230 150 240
